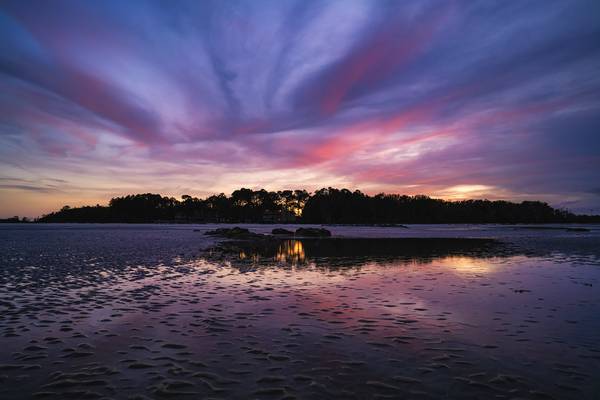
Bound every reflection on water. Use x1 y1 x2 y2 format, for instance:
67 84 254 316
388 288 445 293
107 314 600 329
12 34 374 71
229 237 508 268
275 240 306 264
240 240 307 264
439 255 496 274
1 227 600 400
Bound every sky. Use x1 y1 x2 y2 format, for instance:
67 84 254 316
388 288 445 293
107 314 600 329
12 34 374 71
1 0 600 218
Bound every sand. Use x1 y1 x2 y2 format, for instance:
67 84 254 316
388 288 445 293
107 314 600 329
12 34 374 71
0 224 599 399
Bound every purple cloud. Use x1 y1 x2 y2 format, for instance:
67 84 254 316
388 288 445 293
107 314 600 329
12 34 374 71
1 0 599 217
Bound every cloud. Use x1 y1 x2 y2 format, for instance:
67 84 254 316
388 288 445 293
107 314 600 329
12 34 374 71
0 0 599 217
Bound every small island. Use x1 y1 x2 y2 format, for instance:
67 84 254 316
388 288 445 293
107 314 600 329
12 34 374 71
34 187 600 224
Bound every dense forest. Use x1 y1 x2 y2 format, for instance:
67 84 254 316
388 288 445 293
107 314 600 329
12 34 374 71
32 188 599 224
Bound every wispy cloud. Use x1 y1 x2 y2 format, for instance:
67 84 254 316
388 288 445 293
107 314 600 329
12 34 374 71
1 0 599 217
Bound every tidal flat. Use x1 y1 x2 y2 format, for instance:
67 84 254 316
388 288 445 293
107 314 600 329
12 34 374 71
1 224 599 399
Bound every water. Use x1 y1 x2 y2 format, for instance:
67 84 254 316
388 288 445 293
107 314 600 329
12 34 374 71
1 224 599 399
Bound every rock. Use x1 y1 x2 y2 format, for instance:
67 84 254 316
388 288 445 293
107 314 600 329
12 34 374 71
295 227 331 237
566 227 589 232
204 227 265 239
272 228 294 235
377 223 409 228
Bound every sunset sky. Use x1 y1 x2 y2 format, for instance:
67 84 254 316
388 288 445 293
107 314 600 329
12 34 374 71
1 0 600 218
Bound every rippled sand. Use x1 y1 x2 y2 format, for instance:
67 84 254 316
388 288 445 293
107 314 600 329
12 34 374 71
1 224 599 399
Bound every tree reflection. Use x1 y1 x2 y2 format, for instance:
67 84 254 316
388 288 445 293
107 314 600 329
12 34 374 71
216 237 515 270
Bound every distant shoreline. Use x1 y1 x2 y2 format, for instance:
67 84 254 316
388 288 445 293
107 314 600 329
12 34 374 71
1 221 598 228
8 188 600 224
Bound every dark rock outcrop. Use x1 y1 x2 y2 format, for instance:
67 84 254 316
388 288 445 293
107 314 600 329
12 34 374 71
204 227 265 239
377 223 409 228
295 227 331 237
272 228 294 235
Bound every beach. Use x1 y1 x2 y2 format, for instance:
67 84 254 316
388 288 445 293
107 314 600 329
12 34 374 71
1 224 599 399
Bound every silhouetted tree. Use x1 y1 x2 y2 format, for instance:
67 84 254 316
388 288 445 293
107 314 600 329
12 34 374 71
35 187 599 223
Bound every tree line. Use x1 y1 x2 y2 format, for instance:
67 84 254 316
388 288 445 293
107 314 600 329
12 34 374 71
35 187 599 224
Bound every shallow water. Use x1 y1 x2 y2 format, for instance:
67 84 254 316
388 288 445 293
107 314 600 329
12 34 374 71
1 224 599 399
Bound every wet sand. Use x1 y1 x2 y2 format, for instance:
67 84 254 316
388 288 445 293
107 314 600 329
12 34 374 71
1 224 599 399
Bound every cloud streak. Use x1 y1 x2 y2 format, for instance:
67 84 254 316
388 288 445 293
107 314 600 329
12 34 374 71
1 0 600 217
